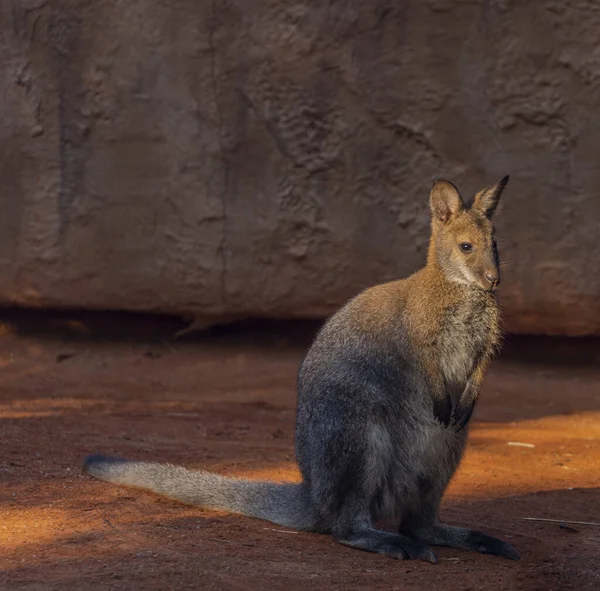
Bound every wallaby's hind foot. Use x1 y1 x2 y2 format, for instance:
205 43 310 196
406 523 520 561
334 528 438 563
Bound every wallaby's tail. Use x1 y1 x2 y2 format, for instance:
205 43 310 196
83 454 320 531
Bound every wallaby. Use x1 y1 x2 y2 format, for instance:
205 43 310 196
84 176 519 563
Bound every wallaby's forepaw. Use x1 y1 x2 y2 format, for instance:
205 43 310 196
466 531 520 560
452 399 475 432
432 395 452 428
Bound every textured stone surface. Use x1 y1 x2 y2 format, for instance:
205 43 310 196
0 0 598 335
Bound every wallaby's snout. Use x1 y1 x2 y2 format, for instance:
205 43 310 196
469 253 500 293
475 250 501 292
484 269 499 290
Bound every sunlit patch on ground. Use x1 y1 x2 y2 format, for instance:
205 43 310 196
1 323 599 589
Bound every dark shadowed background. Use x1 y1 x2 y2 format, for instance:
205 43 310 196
1 0 598 335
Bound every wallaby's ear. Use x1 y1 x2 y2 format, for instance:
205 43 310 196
430 179 464 223
472 175 509 218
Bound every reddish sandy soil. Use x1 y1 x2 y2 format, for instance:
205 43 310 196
1 311 599 591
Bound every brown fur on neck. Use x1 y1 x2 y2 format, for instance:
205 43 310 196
349 257 500 351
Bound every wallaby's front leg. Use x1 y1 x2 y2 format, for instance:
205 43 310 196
451 381 478 432
431 389 452 427
452 362 488 432
425 362 453 428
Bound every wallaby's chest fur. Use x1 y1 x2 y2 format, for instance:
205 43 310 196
421 284 500 401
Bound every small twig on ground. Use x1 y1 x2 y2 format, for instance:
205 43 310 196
507 442 535 448
523 518 600 527
263 527 299 534
207 537 254 547
588 538 600 542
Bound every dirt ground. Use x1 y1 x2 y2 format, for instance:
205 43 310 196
1 311 599 591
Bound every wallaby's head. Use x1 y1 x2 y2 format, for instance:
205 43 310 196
428 176 509 292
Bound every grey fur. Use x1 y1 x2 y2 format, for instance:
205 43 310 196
84 454 318 530
84 177 519 563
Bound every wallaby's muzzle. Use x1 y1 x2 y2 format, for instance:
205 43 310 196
484 269 500 291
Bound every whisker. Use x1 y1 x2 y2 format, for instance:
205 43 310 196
498 259 521 266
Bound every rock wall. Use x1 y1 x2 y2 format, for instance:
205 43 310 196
1 0 599 335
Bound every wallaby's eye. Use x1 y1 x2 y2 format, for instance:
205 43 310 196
459 242 473 253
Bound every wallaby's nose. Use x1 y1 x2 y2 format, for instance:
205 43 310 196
485 271 499 288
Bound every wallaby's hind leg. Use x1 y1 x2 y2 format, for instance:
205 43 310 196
334 524 438 563
331 496 437 563
399 492 520 560
413 523 520 560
